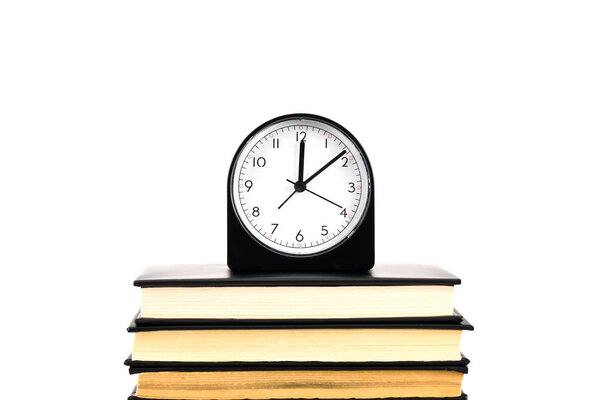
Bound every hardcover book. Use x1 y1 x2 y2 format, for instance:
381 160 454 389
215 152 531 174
128 313 473 363
126 363 469 400
134 264 461 322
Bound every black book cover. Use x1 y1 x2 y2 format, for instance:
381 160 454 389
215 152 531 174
127 310 473 332
125 355 470 374
135 309 464 326
134 264 461 288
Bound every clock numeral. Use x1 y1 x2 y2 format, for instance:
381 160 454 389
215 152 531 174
348 182 356 193
252 157 266 167
244 180 253 192
341 157 349 167
325 138 328 148
340 208 347 217
271 223 279 234
321 225 328 236
272 138 279 148
296 131 306 142
252 207 260 217
296 230 304 242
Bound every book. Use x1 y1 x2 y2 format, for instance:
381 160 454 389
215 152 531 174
126 363 469 400
128 314 473 363
134 264 461 322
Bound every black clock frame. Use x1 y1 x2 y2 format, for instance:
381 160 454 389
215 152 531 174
227 113 374 273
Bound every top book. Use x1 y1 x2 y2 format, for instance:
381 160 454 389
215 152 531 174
134 264 460 323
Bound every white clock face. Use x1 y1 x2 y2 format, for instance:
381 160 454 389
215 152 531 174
231 116 371 256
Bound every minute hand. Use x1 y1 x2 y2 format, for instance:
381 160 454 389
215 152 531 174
303 150 347 185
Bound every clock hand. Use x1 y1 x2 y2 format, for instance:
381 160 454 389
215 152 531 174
298 139 305 183
286 179 342 209
278 139 306 210
303 149 347 185
280 146 345 210
277 189 297 209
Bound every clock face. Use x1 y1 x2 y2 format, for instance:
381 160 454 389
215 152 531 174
231 116 371 256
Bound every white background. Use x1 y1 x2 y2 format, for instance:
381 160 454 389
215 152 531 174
1 1 599 398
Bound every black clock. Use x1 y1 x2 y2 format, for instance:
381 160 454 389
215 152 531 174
227 114 374 272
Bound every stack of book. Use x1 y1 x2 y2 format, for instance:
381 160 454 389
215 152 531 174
125 264 473 400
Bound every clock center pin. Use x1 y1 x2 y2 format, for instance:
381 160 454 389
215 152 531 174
294 181 306 192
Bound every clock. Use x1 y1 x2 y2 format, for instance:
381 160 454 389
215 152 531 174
227 113 374 272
